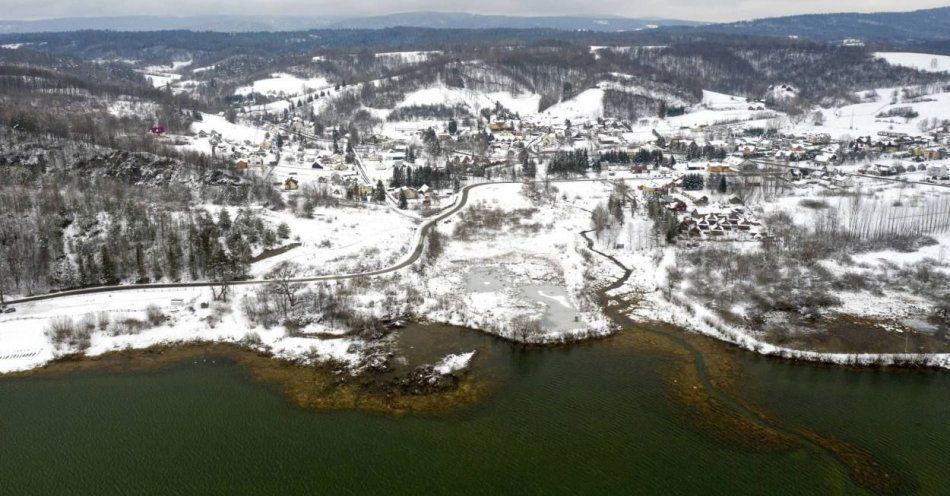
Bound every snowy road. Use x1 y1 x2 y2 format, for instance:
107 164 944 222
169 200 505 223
752 158 950 188
6 176 643 306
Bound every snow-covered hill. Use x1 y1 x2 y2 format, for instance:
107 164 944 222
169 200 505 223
543 88 605 120
396 85 541 115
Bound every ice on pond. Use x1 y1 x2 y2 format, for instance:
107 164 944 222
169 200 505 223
465 266 582 333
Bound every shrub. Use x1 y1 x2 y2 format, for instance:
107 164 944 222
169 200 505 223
799 198 829 209
79 313 96 331
112 318 149 335
145 305 166 326
241 332 264 347
45 317 91 352
96 311 111 331
876 106 919 120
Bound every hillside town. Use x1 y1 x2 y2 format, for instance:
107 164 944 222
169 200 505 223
156 83 950 242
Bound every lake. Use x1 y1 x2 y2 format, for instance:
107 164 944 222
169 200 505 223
1 323 948 495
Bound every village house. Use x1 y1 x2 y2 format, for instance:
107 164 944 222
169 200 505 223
706 163 734 174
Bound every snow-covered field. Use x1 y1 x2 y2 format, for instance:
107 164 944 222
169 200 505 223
107 99 163 119
141 72 181 88
876 52 950 73
701 90 752 109
543 88 604 121
797 84 950 137
376 51 443 64
235 73 331 97
191 113 267 144
250 204 417 277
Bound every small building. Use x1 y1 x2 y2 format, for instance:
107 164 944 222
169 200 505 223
401 187 419 200
706 164 734 174
668 199 688 213
284 178 300 191
489 121 513 133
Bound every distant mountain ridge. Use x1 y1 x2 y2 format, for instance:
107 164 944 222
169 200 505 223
697 6 950 42
0 12 699 34
323 11 702 31
0 15 339 33
1 8 950 43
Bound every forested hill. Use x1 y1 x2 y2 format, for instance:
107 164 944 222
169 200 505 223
3 8 950 44
693 6 950 43
0 12 699 34
324 12 701 30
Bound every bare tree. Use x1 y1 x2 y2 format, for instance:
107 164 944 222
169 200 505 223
511 315 543 343
210 281 231 302
612 179 631 206
0 255 6 306
267 261 305 319
590 204 610 238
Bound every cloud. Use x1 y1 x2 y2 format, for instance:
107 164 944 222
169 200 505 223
3 0 949 22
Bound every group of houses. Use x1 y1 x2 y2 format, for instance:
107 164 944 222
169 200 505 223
678 207 764 240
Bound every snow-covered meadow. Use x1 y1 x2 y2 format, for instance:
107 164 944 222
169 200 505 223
876 52 950 73
418 182 614 343
396 84 542 116
234 73 331 97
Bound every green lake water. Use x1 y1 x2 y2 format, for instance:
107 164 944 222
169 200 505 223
1 324 948 495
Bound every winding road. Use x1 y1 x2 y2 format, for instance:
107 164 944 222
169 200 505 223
5 177 632 306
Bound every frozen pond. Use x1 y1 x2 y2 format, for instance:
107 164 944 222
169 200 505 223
465 267 582 333
464 267 508 293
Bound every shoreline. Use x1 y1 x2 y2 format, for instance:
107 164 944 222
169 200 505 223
0 306 923 493
2 340 491 416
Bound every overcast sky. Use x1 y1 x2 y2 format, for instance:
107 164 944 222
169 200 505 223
4 0 949 22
